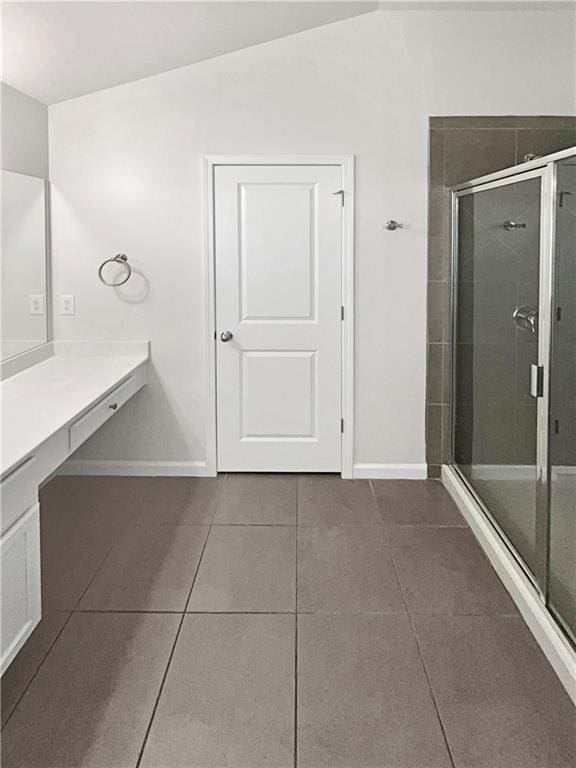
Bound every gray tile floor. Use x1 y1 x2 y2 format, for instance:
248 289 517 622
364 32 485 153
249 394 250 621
1 474 574 767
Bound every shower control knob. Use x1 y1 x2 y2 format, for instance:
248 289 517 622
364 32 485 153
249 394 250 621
220 330 234 342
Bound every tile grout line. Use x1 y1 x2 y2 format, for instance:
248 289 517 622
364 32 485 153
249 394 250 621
367 479 389 533
386 539 457 768
0 610 74 730
1 505 133 731
294 476 299 768
135 505 215 768
407 613 456 768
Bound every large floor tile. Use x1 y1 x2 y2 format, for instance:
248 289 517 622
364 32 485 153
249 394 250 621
297 526 405 613
79 524 209 611
133 476 224 524
1 611 70 725
38 475 79 510
414 615 576 767
140 614 295 768
372 479 466 525
187 526 295 612
213 473 297 525
41 522 124 610
388 527 517 615
40 476 149 529
297 614 451 768
1 613 179 768
298 475 382 526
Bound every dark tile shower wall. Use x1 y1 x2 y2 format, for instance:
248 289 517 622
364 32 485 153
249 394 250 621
426 116 576 478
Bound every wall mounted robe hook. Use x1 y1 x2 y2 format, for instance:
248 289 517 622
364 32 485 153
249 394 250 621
385 220 403 231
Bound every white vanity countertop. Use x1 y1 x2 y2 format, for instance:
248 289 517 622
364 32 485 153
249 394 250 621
1 342 149 477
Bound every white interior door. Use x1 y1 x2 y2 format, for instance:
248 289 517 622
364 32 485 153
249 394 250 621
214 164 343 471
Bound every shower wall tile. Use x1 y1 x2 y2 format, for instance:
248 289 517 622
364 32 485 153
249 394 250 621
427 282 445 343
444 129 516 186
428 187 449 239
425 405 443 466
443 116 517 130
509 116 576 130
516 129 576 164
442 343 451 405
426 115 576 478
426 344 443 405
429 130 445 184
428 237 448 281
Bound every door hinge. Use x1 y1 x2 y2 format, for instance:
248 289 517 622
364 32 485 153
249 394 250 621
340 418 344 433
333 189 345 207
556 306 562 322
341 306 345 321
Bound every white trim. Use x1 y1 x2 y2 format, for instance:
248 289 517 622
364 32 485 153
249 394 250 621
203 154 355 478
59 460 214 477
352 462 427 479
202 155 218 476
442 464 576 705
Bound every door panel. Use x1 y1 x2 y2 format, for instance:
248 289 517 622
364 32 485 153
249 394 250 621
215 165 342 471
453 174 543 580
548 157 576 642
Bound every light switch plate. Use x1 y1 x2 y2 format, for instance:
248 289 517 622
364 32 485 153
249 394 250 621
60 294 76 315
29 294 45 315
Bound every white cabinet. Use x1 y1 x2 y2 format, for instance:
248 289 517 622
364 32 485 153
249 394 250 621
0 346 149 674
69 374 140 451
0 503 41 674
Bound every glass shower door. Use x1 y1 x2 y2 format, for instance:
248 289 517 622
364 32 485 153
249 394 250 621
453 172 545 583
548 157 576 642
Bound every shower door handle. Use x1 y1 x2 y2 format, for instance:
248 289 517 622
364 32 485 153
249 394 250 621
530 364 544 398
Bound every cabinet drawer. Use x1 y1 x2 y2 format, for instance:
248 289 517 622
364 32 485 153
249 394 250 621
0 456 38 535
69 375 139 452
1 503 41 674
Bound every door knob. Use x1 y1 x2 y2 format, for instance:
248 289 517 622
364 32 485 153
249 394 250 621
220 330 234 342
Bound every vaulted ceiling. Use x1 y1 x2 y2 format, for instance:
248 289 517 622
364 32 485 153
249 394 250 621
2 1 379 104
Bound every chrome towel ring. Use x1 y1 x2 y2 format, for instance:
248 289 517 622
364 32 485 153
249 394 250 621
98 254 132 287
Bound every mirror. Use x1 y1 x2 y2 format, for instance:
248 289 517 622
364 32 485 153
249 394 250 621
1 170 48 361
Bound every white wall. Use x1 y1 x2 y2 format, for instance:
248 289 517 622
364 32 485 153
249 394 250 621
2 83 49 178
48 9 576 474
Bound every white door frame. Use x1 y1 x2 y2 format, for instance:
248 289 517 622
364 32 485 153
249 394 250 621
203 154 355 478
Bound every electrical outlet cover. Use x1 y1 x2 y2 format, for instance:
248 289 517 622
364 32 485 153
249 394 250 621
60 294 76 315
29 294 45 315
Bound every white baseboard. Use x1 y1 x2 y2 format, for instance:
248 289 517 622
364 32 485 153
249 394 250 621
352 463 427 480
442 464 576 705
59 460 215 477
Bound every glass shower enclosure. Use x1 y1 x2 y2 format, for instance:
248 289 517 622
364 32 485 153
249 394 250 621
450 147 576 646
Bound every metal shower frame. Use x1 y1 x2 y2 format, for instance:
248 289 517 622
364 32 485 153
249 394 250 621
448 146 576 640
